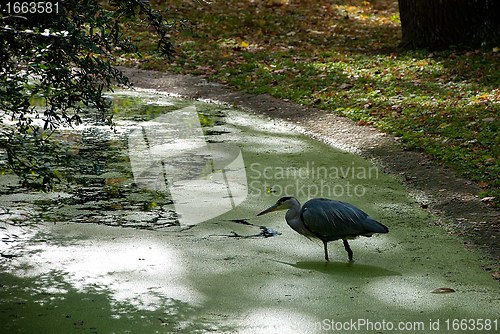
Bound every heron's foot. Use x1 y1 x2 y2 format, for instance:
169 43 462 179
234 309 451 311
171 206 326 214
342 239 354 262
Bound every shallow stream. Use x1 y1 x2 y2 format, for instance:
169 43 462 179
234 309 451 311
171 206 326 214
1 89 498 333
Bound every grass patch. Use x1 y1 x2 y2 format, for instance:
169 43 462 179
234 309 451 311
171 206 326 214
117 0 499 207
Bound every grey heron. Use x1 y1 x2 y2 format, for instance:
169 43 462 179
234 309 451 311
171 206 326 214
257 196 388 261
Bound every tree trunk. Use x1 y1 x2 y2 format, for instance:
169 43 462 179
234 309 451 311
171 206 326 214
398 0 500 49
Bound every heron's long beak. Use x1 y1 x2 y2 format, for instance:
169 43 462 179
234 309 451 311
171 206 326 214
256 203 281 216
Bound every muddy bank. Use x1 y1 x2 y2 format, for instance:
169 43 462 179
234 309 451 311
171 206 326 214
119 67 499 276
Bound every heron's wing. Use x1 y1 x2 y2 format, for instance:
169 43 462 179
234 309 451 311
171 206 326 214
300 198 388 241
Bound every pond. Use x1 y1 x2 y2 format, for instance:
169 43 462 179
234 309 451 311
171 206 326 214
1 89 499 333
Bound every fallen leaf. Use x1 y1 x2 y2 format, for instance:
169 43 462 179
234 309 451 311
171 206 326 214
431 287 456 294
357 119 371 126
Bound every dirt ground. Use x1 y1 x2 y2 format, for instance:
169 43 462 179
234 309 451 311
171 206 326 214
118 67 499 278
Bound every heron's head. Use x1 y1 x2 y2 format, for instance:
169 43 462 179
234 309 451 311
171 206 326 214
256 196 298 216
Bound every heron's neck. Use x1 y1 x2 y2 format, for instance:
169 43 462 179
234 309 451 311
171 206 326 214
284 198 305 234
285 203 301 222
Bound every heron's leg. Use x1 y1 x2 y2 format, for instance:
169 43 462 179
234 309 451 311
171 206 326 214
322 240 329 262
342 239 353 262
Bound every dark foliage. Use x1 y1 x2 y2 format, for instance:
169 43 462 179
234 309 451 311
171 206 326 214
0 0 176 190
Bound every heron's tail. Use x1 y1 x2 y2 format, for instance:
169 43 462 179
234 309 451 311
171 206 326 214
364 217 389 234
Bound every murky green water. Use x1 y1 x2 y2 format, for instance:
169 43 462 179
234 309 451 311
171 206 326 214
1 89 499 333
